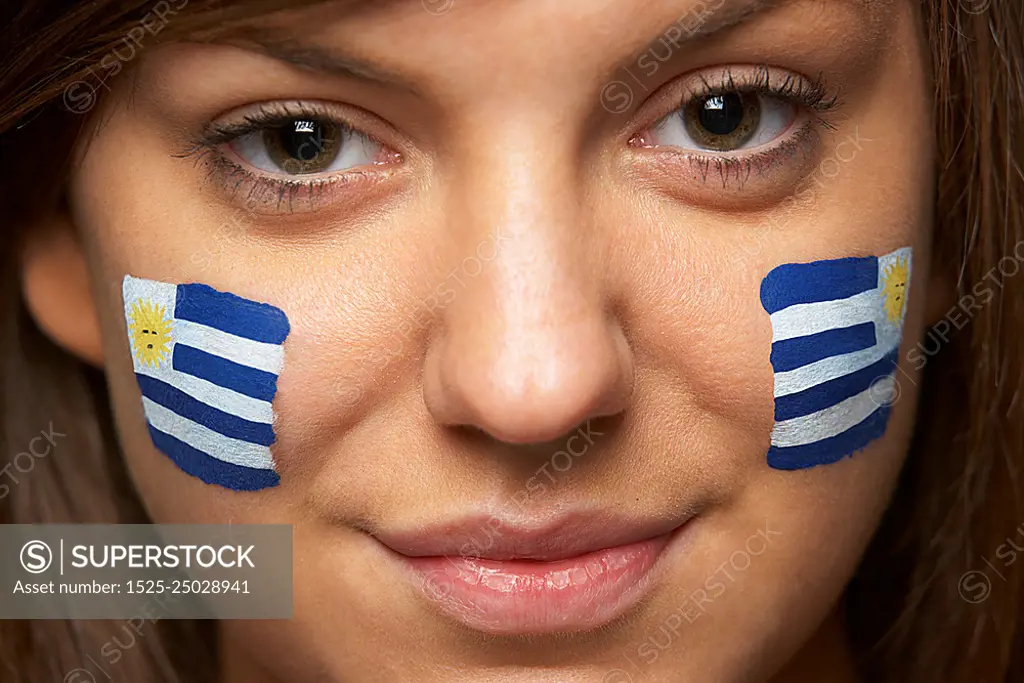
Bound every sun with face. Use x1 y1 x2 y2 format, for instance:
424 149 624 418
129 299 172 368
881 256 910 325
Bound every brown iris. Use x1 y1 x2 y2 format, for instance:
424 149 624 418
263 119 344 174
682 92 761 151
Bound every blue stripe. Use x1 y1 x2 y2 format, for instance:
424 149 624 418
774 349 899 421
173 345 278 403
174 283 290 345
767 405 891 470
761 256 878 314
147 423 279 491
770 322 877 373
136 374 275 446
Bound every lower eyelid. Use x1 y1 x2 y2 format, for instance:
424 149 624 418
194 145 402 217
628 117 826 205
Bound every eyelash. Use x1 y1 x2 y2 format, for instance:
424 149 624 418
690 66 841 115
633 66 844 187
178 102 397 212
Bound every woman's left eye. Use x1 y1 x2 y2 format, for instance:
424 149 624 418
646 91 798 153
227 119 383 176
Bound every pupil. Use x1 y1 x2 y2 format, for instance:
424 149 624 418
698 93 745 135
278 120 325 162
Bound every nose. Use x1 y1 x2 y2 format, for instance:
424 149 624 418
422 133 634 445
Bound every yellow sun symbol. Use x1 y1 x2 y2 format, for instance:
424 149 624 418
129 299 172 367
881 256 910 324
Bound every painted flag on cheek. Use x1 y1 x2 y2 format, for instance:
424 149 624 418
759 247 912 470
121 275 290 491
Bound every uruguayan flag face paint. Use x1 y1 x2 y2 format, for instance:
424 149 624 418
121 275 290 491
759 247 912 470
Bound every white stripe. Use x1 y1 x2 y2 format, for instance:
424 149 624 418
769 288 880 343
142 397 275 470
773 343 895 398
135 365 273 424
173 319 284 375
123 275 176 316
770 377 893 448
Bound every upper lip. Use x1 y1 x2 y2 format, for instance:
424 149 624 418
371 509 696 562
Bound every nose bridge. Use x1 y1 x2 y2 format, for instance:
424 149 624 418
440 109 593 322
474 146 581 309
422 114 633 445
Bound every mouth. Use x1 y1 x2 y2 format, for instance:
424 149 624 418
372 510 697 635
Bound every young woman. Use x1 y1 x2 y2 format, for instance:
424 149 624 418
1 0 1021 681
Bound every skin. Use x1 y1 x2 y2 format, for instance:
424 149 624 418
20 0 943 680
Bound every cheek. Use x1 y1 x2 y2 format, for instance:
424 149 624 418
620 178 927 571
625 232 778 481
622 231 924 680
751 244 926 545
103 277 296 522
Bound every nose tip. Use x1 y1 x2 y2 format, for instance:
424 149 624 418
425 313 633 445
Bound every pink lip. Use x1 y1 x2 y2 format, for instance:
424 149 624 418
374 512 694 635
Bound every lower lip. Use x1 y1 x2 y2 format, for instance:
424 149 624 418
394 533 677 635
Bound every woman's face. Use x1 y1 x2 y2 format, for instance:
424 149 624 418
55 0 934 680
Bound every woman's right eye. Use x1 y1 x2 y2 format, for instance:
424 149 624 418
227 119 385 176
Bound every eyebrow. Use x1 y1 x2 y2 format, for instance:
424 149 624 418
678 0 779 38
637 0 784 51
664 0 875 43
619 0 875 80
222 31 420 92
216 0 806 91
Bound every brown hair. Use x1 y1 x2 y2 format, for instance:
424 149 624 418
1 1 1022 681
